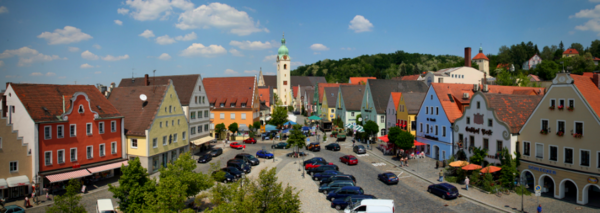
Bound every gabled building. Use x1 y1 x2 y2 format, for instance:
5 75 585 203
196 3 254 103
429 48 488 85
322 87 339 121
562 48 579 58
312 83 346 116
335 85 365 126
0 100 32 199
396 92 426 136
304 88 315 115
385 92 402 132
523 54 542 70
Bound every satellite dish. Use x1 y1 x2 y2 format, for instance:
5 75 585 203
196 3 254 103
140 94 147 101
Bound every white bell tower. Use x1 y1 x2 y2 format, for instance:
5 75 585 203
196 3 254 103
276 33 291 106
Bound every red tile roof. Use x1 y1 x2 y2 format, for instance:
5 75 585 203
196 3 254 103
292 86 299 98
258 86 271 107
349 77 375 85
390 92 402 110
400 74 420 81
472 52 489 60
572 74 600 117
203 77 256 109
108 85 168 136
318 83 347 102
9 83 122 123
483 94 543 133
528 74 541 82
594 57 600 61
496 63 510 70
563 48 579 55
582 72 594 79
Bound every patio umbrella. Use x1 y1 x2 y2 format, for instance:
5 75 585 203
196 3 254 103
481 166 502 173
414 140 427 146
265 124 277 132
449 161 470 167
284 121 297 126
301 126 311 131
378 135 389 142
461 164 482 171
308 115 321 121
354 125 364 132
345 123 355 129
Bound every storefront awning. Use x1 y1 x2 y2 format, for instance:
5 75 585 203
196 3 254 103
7 175 30 187
191 136 216 146
238 124 249 132
87 161 129 174
414 140 427 146
378 135 389 142
46 169 91 183
0 178 7 189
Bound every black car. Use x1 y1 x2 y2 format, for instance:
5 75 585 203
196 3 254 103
221 167 244 178
197 153 212 163
325 143 340 151
377 172 399 185
428 183 459 199
211 170 236 183
303 157 327 166
271 142 288 149
330 194 377 210
210 148 223 157
320 174 356 186
353 145 366 154
235 153 260 166
307 165 338 176
326 186 364 201
226 160 251 174
319 180 355 194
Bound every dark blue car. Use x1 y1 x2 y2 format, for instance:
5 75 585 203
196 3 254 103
326 186 364 201
256 150 274 159
313 170 343 181
377 172 399 185
330 194 377 210
303 157 327 166
319 180 354 194
427 183 459 199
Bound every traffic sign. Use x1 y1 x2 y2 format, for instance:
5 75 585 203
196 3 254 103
535 185 541 192
535 191 541 196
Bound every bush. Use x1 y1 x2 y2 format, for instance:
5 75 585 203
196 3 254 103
445 176 458 183
515 185 532 196
211 171 226 182
288 106 294 112
469 169 481 187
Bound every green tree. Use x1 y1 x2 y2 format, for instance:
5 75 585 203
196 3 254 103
287 124 307 151
497 45 512 64
535 60 560 80
355 113 362 124
499 148 518 189
228 122 239 140
469 169 482 187
496 71 517 86
388 126 414 150
570 42 584 55
287 105 294 112
109 157 156 213
540 45 557 61
209 160 226 182
589 40 600 58
215 123 226 140
516 72 531 87
143 176 188 213
469 146 488 166
269 106 288 127
159 152 213 198
363 120 379 142
45 179 86 213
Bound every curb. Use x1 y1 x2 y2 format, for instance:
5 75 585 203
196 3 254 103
366 149 514 213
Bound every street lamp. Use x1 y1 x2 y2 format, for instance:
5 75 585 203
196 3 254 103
515 172 528 212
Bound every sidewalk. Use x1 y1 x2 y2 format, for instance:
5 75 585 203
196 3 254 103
366 148 599 213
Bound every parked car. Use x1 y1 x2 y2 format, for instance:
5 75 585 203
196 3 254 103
307 165 339 176
2 205 25 213
320 174 356 185
427 183 459 199
319 180 355 194
243 138 257 144
226 160 251 173
197 153 212 163
331 194 377 210
234 153 260 166
305 161 333 170
325 143 341 151
96 199 116 213
230 142 244 149
221 167 244 178
306 142 321 151
313 170 344 181
303 157 327 166
271 142 288 149
353 145 366 154
256 150 274 158
326 186 365 201
343 199 394 213
212 170 237 183
377 172 399 185
210 148 223 157
340 155 358 165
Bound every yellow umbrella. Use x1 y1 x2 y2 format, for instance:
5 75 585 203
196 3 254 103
449 160 470 167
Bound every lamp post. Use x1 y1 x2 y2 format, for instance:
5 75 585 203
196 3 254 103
515 172 528 212
358 117 363 144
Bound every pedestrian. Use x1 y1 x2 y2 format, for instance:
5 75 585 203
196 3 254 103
45 188 49 200
353 139 356 147
465 177 470 191
537 204 542 213
243 145 246 152
439 170 444 182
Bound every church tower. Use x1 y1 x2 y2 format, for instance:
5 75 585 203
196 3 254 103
257 67 265 86
276 33 291 106
472 46 490 76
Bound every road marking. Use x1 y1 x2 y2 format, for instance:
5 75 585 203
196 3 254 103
372 162 386 167
357 154 369 157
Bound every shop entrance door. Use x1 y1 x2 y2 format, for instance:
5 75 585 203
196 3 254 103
162 153 168 169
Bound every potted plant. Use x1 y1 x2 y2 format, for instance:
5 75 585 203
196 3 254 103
549 106 555 110
556 131 564 136
540 129 548 135
568 106 574 111
558 105 564 110
573 133 583 138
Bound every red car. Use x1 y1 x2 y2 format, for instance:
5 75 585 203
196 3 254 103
230 142 244 149
340 155 358 165
243 138 257 144
305 161 334 170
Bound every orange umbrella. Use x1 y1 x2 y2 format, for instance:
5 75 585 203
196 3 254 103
461 164 482 171
449 161 469 167
481 166 502 173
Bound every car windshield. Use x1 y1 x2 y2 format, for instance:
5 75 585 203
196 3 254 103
349 157 357 160
246 155 257 159
357 145 364 149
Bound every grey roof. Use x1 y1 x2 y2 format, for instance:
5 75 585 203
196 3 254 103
305 88 315 105
324 87 339 107
118 74 200 106
401 92 427 114
340 85 366 111
263 75 326 89
367 79 429 114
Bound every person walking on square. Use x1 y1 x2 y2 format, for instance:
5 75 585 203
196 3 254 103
537 204 542 213
439 170 444 182
465 177 470 191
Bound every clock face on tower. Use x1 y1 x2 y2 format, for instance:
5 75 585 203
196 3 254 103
283 55 287 60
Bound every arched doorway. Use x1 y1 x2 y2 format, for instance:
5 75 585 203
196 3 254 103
520 170 535 191
559 179 579 203
434 146 439 160
538 175 555 197
582 184 600 206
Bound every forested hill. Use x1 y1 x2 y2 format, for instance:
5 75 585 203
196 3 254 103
290 51 469 83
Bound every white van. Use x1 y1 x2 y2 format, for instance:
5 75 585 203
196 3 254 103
96 199 116 213
344 199 394 213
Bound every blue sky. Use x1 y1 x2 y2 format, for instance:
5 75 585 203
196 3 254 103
2 0 600 89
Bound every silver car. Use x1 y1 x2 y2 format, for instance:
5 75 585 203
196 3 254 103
353 145 366 154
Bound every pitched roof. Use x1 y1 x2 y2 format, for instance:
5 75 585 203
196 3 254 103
108 85 167 136
528 74 541 82
390 92 402 110
325 87 339 107
472 52 489 60
563 48 579 55
483 93 543 133
9 83 122 123
594 57 600 61
117 74 200 106
258 86 271 107
572 74 600 117
582 72 594 79
203 77 255 109
262 75 327 89
349 77 376 85
432 83 545 123
367 79 429 114
292 86 299 98
318 83 347 102
339 85 366 111
400 74 420 80
305 88 315 105
402 92 426 114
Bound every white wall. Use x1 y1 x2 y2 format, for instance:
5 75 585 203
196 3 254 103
435 67 485 85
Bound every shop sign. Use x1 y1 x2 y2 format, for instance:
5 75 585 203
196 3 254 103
72 165 80 169
528 165 557 175
17 183 27 186
588 177 599 184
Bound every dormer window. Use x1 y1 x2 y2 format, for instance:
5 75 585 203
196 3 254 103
241 103 247 108
220 103 225 107
78 105 84 113
210 103 215 107
230 103 236 107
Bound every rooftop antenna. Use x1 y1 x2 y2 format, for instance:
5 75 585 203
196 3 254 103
153 69 156 85
131 68 136 83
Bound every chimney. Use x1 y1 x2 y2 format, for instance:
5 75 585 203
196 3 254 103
593 72 600 89
465 47 472 67
484 72 488 86
144 74 150 86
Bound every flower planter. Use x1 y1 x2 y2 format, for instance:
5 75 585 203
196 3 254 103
549 106 555 110
556 131 564 136
573 133 583 138
558 106 564 110
568 107 574 111
540 130 548 135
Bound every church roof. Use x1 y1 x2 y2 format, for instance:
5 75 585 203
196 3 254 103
472 52 489 60
278 35 289 58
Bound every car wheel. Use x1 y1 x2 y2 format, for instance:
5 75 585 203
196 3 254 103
335 205 342 210
323 190 328 194
442 195 446 199
313 177 318 181
428 188 431 193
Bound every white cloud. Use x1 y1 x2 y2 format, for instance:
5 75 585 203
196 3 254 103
125 0 194 21
174 32 197 41
572 5 600 18
37 26 93 45
180 43 227 57
114 20 123 25
0 6 7 14
230 40 275 50
93 44 102 49
0 47 66 66
94 71 102 74
341 47 355 51
575 19 600 35
117 8 129 15
229 48 244 57
30 72 43 76
0 60 4 67
310 43 329 51
156 35 176 45
349 15 373 33
57 76 66 79
68 47 80 52
81 50 99 60
243 6 256 12
224 69 238 75
158 53 171 60
46 72 56 76
80 63 94 68
244 70 258 74
139 29 155 38
263 54 277 62
176 2 268 36
102 54 129 61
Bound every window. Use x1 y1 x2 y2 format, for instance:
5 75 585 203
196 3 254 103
44 126 52 139
351 112 355 116
211 113 214 119
220 103 225 107
523 142 531 156
163 136 167 145
191 126 196 135
174 133 178 142
198 111 202 118
10 161 18 172
131 139 138 148
86 123 92 135
111 142 117 154
442 126 446 137
242 113 246 120
575 121 583 135
483 138 489 150
169 135 172 144
559 99 565 107
45 151 52 165
541 120 548 131
565 148 574 164
70 124 76 137
205 124 209 132
466 117 470 124
78 105 84 113
166 121 169 127
220 113 225 119
411 121 416 130
568 99 574 108
195 96 198 104
0 137 2 149
172 120 174 126
549 146 557 161
535 143 543 159
160 122 163 128
436 107 439 115
496 140 503 152
210 103 215 107
230 113 235 119
469 136 475 148
426 107 428 114
205 111 209 118
70 148 77 162
420 123 423 132
488 119 493 127
581 150 590 167
199 86 202 91
178 119 180 125
241 103 247 108
57 125 64 138
182 131 186 140
111 121 117 132
57 149 65 164
99 144 105 157
87 146 93 159
426 124 429 133
153 138 157 148
597 152 600 168
191 112 196 119
331 109 334 113
477 101 481 109
557 121 565 134
550 99 555 107
99 122 104 134
380 116 385 123
230 103 236 107
435 125 438 135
